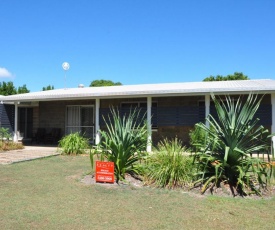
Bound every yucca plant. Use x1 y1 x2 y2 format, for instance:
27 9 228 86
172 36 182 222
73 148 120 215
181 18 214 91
93 107 148 183
144 138 195 189
58 132 90 155
193 93 273 196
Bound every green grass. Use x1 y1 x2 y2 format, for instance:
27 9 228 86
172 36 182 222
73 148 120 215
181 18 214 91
0 155 275 230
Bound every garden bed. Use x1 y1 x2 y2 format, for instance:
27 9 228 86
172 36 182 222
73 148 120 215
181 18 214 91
81 173 275 199
81 173 143 188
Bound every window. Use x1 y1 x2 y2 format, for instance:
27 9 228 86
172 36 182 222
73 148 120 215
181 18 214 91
66 105 94 140
121 101 157 108
120 101 158 128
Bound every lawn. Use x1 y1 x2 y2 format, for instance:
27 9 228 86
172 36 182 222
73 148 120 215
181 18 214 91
0 155 275 230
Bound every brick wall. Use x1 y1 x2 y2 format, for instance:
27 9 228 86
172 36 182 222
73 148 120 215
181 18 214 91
152 125 194 146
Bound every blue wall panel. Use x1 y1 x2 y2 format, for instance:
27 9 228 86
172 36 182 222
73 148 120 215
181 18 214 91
0 104 15 134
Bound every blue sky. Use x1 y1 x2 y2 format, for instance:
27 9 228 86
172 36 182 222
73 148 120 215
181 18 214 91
1 0 275 92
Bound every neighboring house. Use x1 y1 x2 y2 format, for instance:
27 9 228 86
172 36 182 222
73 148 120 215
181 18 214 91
0 79 275 152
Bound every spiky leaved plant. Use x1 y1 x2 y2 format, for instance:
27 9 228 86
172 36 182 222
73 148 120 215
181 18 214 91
193 93 273 196
93 107 148 183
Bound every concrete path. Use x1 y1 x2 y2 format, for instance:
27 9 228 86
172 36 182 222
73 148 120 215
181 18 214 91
0 146 60 165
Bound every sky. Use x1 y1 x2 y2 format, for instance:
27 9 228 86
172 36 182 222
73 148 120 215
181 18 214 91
0 0 275 92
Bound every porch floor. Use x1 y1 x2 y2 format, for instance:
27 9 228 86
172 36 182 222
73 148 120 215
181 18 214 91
0 146 60 165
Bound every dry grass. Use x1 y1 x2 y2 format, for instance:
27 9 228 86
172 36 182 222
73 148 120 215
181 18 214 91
0 155 275 230
0 141 24 151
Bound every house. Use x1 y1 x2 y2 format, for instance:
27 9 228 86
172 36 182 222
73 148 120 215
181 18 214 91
0 79 275 152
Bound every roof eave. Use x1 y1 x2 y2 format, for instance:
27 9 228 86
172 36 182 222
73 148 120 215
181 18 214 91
0 89 272 103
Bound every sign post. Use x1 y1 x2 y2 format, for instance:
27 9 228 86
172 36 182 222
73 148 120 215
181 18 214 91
95 161 115 183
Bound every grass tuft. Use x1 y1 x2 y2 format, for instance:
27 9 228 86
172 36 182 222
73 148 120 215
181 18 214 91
144 138 195 189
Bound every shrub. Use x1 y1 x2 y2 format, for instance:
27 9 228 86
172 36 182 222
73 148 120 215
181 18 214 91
0 127 22 151
0 127 11 141
144 138 195 189
0 141 24 151
58 132 89 155
193 93 273 196
189 125 207 152
92 107 148 183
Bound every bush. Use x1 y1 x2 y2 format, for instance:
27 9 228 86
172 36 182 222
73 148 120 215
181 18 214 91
144 138 195 189
193 93 273 196
189 125 207 152
92 107 148 183
0 127 11 141
0 127 23 151
58 132 90 155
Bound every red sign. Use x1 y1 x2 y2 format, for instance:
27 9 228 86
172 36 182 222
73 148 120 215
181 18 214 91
95 161 115 183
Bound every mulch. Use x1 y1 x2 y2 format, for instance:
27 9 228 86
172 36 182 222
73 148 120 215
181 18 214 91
81 173 143 188
81 174 275 199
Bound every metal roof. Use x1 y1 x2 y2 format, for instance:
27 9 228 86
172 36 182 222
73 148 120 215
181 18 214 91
0 79 275 102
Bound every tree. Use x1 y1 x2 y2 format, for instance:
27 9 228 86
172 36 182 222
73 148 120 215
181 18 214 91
17 84 30 94
42 85 54 91
203 72 249 81
0 81 30 95
90 79 122 87
0 81 17 95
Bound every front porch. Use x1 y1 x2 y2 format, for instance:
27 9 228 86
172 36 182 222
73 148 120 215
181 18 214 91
5 93 273 154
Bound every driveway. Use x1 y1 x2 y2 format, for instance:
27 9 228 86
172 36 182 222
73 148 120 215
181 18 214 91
0 146 60 165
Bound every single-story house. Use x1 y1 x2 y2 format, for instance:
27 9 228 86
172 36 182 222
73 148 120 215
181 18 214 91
0 79 275 152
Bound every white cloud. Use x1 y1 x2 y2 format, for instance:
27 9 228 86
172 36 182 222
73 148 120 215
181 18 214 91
0 67 13 78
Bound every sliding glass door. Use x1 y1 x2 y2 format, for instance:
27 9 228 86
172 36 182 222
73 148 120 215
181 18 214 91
66 106 94 141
